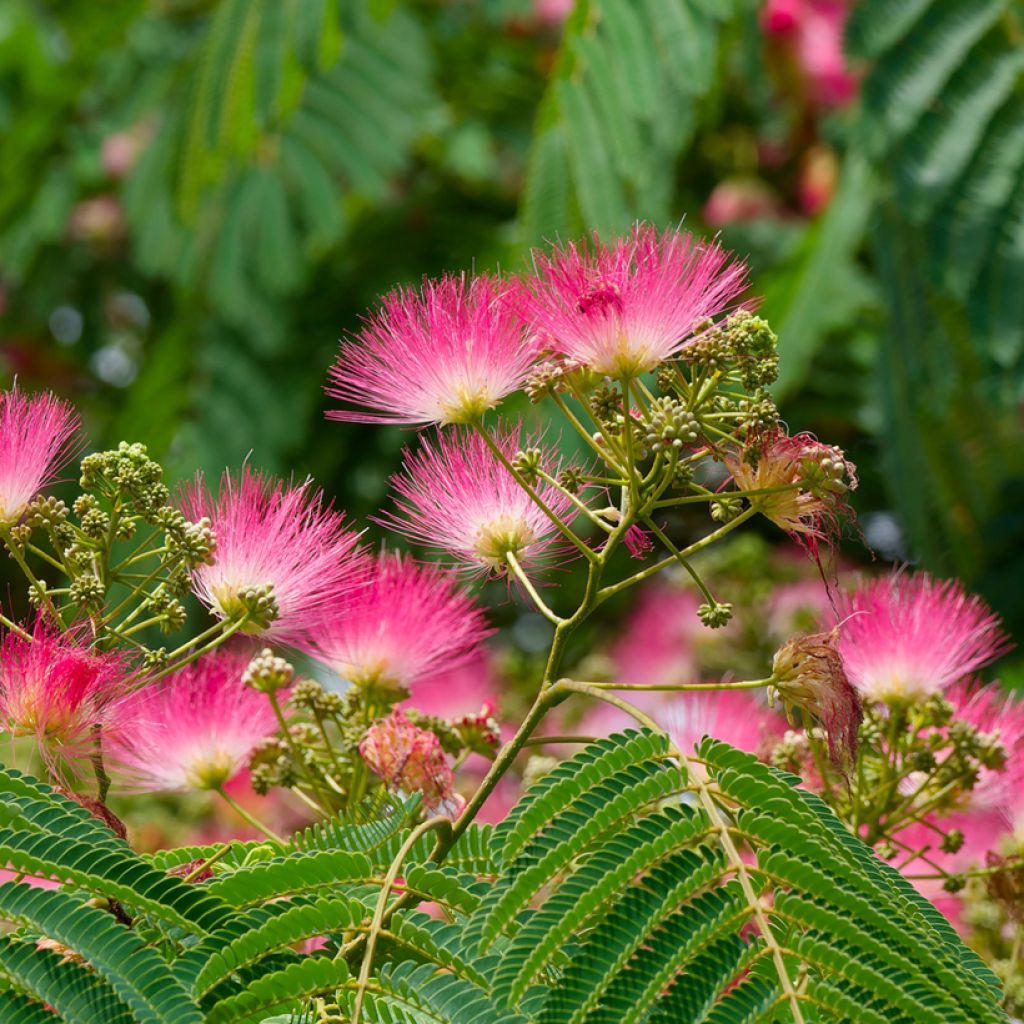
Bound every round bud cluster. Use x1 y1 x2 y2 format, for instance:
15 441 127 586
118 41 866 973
70 574 106 610
523 356 582 402
26 496 69 532
81 442 170 517
725 311 779 390
643 397 699 453
79 505 112 539
739 392 780 433
655 365 680 394
512 447 543 485
941 828 965 854
289 678 344 717
710 496 744 523
223 582 279 630
6 525 31 549
159 509 217 567
142 647 169 669
671 461 695 489
243 648 294 694
248 737 299 793
558 467 584 494
799 444 852 497
697 601 734 629
589 382 622 424
146 584 187 633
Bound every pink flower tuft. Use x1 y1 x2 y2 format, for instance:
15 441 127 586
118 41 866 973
609 582 705 687
360 710 465 820
305 551 491 693
327 273 537 427
518 225 748 377
0 388 82 525
664 690 786 761
723 429 856 552
110 648 278 792
377 425 578 578
0 620 131 764
403 653 499 720
179 468 368 646
946 681 1024 813
837 573 1011 704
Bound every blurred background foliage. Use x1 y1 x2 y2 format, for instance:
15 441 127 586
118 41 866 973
2 0 1023 637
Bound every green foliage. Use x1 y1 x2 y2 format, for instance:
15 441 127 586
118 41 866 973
521 0 740 245
845 0 1024 595
0 738 1007 1022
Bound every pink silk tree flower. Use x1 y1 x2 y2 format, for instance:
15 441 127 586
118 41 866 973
110 648 278 793
946 681 1024 813
664 690 786 763
0 388 82 526
377 425 579 578
305 551 491 694
327 273 537 427
0 621 131 765
837 574 1011 705
360 710 465 820
723 429 857 552
517 225 748 377
179 468 369 646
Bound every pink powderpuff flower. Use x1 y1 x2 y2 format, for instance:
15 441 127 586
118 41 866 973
179 468 369 646
360 710 465 820
305 551 491 694
608 583 704 688
723 429 856 552
110 648 278 793
579 689 784 773
837 574 1011 705
663 690 786 763
403 653 499 720
0 388 82 526
518 224 748 377
0 621 131 765
377 425 579 578
945 681 1024 813
327 273 537 427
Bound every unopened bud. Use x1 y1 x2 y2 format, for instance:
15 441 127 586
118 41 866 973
243 648 294 693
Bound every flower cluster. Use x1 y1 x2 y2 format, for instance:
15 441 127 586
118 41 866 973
359 709 465 819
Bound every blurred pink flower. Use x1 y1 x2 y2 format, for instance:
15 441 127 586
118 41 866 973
663 689 786 760
947 681 1024 813
703 178 783 228
0 387 81 526
837 574 1010 704
360 710 465 820
518 225 748 377
327 273 536 427
306 551 491 693
403 653 499 720
0 620 131 766
378 425 578 578
111 648 278 793
68 195 125 243
609 583 704 687
766 578 834 641
180 467 368 646
762 0 857 109
534 0 574 26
